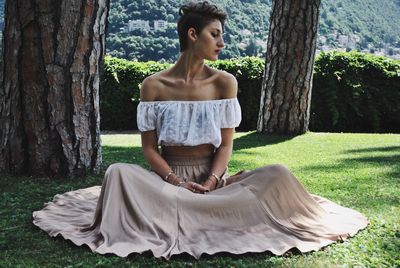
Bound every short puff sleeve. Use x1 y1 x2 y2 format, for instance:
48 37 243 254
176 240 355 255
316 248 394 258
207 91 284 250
136 102 157 131
219 98 242 128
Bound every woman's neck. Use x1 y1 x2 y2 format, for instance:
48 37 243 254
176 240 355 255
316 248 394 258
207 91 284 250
171 51 206 83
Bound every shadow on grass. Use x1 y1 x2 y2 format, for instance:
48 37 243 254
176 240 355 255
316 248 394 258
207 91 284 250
233 132 296 151
303 147 400 179
345 146 400 154
301 145 400 209
342 145 400 179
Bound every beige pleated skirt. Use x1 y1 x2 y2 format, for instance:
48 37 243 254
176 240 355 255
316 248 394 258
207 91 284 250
32 155 369 259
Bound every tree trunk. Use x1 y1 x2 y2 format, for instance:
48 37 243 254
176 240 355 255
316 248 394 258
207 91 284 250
0 0 110 177
257 0 321 134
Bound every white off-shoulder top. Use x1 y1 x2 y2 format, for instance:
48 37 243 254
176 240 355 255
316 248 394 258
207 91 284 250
137 98 242 148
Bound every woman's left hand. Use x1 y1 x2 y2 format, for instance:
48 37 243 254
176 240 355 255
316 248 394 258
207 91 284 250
202 177 217 192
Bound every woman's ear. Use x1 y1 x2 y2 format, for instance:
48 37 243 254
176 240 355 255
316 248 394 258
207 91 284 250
187 28 197 42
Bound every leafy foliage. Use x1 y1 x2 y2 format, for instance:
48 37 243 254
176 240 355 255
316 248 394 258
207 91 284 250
100 56 169 130
311 51 400 133
101 53 400 133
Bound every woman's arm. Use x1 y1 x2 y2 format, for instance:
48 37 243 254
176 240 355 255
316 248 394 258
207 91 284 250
202 128 234 190
139 76 183 185
141 130 177 182
202 71 238 191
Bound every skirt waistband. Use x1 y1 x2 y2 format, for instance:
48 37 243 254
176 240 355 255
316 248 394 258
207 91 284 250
163 155 213 166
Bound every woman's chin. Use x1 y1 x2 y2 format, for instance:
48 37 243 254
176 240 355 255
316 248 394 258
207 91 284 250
206 55 219 61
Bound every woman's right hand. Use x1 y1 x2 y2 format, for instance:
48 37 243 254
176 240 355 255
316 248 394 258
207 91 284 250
180 181 210 194
166 173 210 194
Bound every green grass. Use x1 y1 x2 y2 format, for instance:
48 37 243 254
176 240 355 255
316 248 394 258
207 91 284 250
1 132 399 267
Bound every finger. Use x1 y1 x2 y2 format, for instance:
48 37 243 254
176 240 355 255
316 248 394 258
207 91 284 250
195 185 209 193
201 181 214 189
191 182 208 194
200 182 212 192
191 182 200 193
197 185 209 191
182 183 194 192
189 183 198 193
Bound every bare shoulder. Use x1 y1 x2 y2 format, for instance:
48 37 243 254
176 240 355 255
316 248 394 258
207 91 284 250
213 69 238 99
140 72 164 101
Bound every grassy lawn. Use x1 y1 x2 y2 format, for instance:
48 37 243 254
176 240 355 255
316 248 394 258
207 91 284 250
1 132 399 267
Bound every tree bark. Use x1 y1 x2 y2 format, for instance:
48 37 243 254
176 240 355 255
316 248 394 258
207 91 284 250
257 0 321 134
0 0 110 177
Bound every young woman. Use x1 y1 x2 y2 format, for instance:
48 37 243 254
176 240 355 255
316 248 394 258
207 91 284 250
33 1 368 260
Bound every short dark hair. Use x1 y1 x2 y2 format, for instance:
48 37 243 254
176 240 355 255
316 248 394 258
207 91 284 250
177 1 227 52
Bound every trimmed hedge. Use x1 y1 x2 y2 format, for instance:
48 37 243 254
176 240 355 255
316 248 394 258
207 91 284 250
100 57 169 130
100 52 400 133
310 51 400 133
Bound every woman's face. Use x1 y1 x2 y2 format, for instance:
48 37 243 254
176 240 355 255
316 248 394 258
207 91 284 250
192 19 225 61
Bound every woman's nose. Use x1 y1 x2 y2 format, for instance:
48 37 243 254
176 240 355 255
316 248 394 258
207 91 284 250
218 37 225 48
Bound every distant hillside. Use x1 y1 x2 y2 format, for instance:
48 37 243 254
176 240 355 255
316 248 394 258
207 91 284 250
0 0 399 61
106 0 400 61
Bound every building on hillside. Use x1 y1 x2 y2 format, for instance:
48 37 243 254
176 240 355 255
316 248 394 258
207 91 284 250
374 48 386 56
391 54 400 60
347 34 360 49
352 34 361 43
256 39 267 48
338 35 349 47
335 47 347 52
128 20 150 32
241 29 252 36
331 29 338 35
319 36 327 44
321 45 330 51
154 20 167 31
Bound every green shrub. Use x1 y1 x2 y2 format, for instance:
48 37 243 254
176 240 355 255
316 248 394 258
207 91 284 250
100 56 169 130
100 53 400 133
310 51 400 133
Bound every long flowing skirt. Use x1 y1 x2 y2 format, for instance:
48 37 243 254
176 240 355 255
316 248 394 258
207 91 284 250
32 155 368 259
